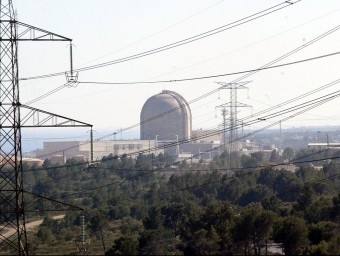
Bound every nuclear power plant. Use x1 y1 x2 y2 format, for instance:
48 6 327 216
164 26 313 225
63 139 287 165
30 90 275 165
33 90 222 163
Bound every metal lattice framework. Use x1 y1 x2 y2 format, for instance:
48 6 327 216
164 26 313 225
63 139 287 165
0 1 91 254
0 1 27 254
216 82 251 152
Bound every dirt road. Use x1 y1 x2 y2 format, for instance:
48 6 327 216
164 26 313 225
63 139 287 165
0 215 65 240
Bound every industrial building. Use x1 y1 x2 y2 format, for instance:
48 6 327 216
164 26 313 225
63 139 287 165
35 139 222 164
32 86 277 164
36 140 163 163
0 156 44 167
140 90 192 141
35 90 227 163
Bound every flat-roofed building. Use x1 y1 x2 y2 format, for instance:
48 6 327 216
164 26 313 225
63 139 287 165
36 140 163 162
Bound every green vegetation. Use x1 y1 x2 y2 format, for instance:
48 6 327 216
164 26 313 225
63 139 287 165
22 149 340 255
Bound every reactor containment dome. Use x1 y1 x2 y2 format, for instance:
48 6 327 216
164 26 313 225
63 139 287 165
140 90 192 141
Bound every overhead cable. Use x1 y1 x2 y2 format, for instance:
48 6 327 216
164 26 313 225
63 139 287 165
33 79 340 160
28 24 340 160
25 23 340 133
20 0 301 81
77 51 340 85
76 24 340 141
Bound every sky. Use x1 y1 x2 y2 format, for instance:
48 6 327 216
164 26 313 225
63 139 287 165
11 0 340 148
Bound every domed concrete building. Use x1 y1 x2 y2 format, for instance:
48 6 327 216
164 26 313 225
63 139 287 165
140 90 192 141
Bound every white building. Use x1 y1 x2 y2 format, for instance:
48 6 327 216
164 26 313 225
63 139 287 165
36 140 163 162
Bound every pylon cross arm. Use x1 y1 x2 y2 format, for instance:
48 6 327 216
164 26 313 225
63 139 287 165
0 21 72 41
20 105 92 127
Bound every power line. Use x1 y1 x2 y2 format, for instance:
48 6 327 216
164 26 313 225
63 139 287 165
25 23 340 143
241 78 340 123
94 87 340 159
26 22 340 164
24 82 73 105
23 77 339 176
30 23 340 150
23 190 83 211
77 51 340 85
164 89 340 168
19 0 301 81
32 79 340 162
76 0 226 68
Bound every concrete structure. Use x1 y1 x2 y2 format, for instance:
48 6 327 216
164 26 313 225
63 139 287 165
50 155 66 165
22 158 44 167
178 142 221 161
40 141 85 161
35 139 222 163
192 129 222 144
36 140 163 162
0 156 44 167
158 141 221 161
140 90 192 141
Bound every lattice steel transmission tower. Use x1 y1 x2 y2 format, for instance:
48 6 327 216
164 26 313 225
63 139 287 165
216 82 251 152
0 1 91 255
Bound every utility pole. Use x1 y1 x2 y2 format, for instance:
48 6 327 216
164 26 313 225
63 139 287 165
0 1 92 255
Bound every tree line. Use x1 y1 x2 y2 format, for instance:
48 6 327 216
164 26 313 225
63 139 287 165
19 147 340 255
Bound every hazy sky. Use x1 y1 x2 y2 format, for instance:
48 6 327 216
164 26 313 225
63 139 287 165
13 0 340 143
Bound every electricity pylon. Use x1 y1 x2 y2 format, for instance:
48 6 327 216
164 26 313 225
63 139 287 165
0 1 91 255
216 81 251 152
215 82 251 170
